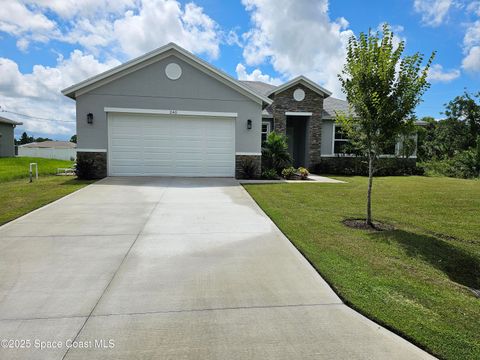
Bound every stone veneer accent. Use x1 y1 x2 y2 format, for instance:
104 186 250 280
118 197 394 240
270 83 324 167
235 154 262 179
76 151 107 179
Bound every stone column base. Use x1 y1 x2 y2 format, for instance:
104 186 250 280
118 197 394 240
76 151 107 179
235 154 262 179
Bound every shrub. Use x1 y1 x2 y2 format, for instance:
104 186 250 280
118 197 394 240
261 168 278 180
420 149 480 179
262 132 292 174
75 157 96 179
297 167 309 180
315 157 422 176
238 158 259 179
281 167 296 179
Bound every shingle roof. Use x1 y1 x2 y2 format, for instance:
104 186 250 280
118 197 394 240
322 97 350 118
239 81 277 96
0 115 23 126
20 141 76 149
240 80 350 119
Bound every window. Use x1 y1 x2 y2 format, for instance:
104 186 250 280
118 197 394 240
333 125 350 154
261 121 271 144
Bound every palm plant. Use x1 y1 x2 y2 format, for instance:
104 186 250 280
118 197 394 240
262 132 292 174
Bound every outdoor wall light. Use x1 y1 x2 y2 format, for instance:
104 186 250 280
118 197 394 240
87 113 94 124
247 119 252 130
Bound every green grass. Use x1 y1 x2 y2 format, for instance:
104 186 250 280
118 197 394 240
0 157 75 182
0 157 93 225
244 176 480 360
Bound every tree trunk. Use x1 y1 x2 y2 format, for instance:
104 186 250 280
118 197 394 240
366 153 374 227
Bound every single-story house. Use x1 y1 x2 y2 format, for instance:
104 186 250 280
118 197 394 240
18 141 77 161
62 42 418 178
0 116 22 157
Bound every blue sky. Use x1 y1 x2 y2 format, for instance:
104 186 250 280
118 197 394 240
0 0 479 140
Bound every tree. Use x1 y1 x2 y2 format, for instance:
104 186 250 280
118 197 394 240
70 134 77 143
337 24 434 227
18 132 34 145
34 137 52 142
444 91 480 148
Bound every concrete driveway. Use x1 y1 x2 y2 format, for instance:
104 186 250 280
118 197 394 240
0 177 434 359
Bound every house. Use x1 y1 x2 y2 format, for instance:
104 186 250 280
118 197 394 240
18 141 77 161
0 116 22 157
62 42 417 179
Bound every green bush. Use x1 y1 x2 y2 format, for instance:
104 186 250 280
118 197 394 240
420 149 480 179
315 157 421 176
262 132 292 174
238 158 259 179
75 157 97 180
261 168 278 180
281 166 296 179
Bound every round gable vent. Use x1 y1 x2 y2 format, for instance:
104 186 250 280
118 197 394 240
165 63 182 80
293 88 305 101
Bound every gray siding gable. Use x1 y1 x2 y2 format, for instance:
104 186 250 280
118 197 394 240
89 55 257 104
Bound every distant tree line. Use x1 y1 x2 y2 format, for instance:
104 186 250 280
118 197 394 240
15 132 77 145
418 91 480 178
15 132 52 145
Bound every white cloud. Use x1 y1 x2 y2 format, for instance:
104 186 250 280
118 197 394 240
0 1 59 41
0 1 221 59
113 1 220 58
413 0 453 27
467 1 480 16
463 20 480 49
28 0 136 18
427 63 461 82
462 20 480 72
462 46 480 71
0 52 120 136
240 0 353 97
235 63 282 85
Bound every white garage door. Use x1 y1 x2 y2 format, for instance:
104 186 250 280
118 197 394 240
108 113 235 177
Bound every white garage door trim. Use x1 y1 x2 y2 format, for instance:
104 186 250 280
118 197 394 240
107 110 236 177
104 107 238 118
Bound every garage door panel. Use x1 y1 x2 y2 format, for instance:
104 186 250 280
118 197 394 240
108 113 234 177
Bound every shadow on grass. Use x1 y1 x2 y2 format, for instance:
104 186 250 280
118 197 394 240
369 229 480 290
58 178 94 186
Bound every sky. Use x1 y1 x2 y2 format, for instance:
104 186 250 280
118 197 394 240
0 0 479 140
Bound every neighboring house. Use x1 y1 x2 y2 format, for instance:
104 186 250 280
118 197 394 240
62 42 418 178
18 141 77 161
0 116 22 157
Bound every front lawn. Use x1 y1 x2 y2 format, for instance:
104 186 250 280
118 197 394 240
244 176 480 360
0 156 75 182
0 157 93 225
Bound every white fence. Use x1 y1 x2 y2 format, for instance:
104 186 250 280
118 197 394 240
18 147 76 161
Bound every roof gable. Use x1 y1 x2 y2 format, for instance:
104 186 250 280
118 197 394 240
62 43 272 106
0 115 22 126
267 76 332 98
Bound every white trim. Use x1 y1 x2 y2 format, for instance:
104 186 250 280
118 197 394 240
62 43 272 105
285 111 313 116
104 107 237 118
77 148 107 152
236 152 261 156
267 75 332 97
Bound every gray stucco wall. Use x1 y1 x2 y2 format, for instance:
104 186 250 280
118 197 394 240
0 122 15 157
321 120 334 155
75 54 262 154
